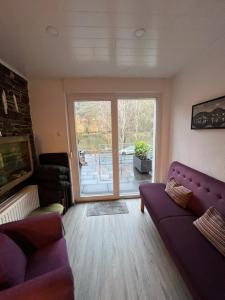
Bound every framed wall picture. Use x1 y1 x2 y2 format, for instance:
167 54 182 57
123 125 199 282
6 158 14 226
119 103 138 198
191 95 225 129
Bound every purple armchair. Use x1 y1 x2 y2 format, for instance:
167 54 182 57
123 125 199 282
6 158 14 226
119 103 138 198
0 213 74 300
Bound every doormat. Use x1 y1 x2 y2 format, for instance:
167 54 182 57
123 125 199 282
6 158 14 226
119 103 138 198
87 201 129 217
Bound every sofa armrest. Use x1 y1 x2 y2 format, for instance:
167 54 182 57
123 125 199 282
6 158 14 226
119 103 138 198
0 213 63 253
0 267 74 300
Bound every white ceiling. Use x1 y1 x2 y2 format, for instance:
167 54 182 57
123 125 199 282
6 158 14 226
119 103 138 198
0 0 225 78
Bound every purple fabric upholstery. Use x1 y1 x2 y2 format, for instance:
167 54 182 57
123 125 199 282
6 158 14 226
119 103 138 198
168 161 225 216
26 238 69 280
140 183 194 224
0 233 26 290
0 214 74 300
0 267 74 300
158 216 225 300
139 161 225 300
0 213 63 254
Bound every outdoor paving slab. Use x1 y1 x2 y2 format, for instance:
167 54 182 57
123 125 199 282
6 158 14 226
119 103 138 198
100 175 111 181
99 180 113 184
119 182 139 193
81 168 96 172
137 179 152 184
81 175 96 180
80 185 84 193
107 184 114 193
82 183 109 194
79 153 152 195
81 179 98 185
107 181 139 193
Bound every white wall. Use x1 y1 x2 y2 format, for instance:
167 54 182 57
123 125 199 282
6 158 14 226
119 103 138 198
29 78 172 182
29 80 68 154
29 36 225 184
170 38 225 181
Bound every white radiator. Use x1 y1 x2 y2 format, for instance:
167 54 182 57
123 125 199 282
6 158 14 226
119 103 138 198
0 185 40 225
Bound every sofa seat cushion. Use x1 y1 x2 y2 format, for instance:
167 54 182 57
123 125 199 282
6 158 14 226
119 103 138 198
0 233 27 290
139 183 194 223
159 216 225 300
25 238 69 281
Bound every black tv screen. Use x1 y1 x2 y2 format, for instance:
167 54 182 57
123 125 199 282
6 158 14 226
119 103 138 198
0 136 33 196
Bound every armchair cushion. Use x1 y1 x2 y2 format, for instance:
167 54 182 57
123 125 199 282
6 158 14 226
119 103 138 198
0 233 26 290
26 238 69 280
0 267 74 300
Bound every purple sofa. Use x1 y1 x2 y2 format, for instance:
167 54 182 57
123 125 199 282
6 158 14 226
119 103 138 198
140 161 225 300
0 213 74 300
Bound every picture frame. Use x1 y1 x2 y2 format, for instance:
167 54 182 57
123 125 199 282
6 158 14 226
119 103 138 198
191 95 225 129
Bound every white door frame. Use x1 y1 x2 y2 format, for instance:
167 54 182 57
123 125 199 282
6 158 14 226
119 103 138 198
66 93 159 203
67 94 119 202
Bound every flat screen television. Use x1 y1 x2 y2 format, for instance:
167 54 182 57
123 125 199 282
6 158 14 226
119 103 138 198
0 136 33 196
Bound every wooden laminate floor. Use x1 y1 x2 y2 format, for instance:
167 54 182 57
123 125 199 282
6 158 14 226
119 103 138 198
63 199 192 300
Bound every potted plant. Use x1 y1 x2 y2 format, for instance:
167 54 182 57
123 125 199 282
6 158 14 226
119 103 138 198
133 141 152 173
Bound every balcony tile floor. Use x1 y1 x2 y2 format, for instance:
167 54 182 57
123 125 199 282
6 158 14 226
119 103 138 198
80 154 152 195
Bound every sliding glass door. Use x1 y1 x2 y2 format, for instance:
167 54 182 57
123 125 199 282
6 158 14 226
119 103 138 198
68 96 156 202
74 101 114 196
118 99 155 195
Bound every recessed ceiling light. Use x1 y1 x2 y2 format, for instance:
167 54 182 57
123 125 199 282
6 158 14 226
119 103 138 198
45 25 59 37
134 28 146 38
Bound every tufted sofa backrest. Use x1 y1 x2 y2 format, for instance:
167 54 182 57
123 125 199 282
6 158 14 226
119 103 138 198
168 161 225 217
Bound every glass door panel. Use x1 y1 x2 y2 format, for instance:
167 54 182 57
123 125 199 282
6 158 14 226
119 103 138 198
74 101 114 197
118 99 156 195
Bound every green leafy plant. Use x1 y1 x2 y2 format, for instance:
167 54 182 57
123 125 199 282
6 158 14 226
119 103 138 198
135 141 151 160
